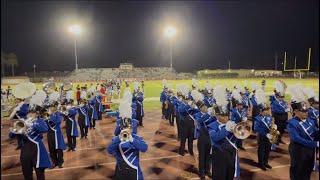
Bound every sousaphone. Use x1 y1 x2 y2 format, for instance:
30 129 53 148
61 81 73 91
43 82 56 94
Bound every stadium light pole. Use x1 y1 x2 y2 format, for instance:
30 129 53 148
68 25 81 70
164 26 176 69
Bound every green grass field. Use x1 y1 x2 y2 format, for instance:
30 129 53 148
2 78 319 111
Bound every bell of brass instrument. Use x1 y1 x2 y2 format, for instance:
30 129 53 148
43 82 56 94
61 81 73 91
119 128 130 142
41 112 50 120
269 117 280 144
233 121 252 139
10 119 27 135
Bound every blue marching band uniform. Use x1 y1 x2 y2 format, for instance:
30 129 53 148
62 103 79 151
132 90 144 127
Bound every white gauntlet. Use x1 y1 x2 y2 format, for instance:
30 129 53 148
266 133 273 139
242 117 248 122
129 134 134 143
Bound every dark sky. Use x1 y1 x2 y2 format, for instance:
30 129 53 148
1 0 319 74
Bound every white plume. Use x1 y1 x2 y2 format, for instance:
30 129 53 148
119 101 132 119
244 80 248 88
251 82 260 91
49 91 60 101
274 81 285 94
237 86 245 94
214 86 228 107
176 84 182 93
196 82 201 89
232 80 237 88
224 83 230 90
167 84 173 91
162 79 167 87
255 89 267 105
123 90 132 105
30 94 45 106
133 81 140 91
180 84 190 96
124 87 131 95
66 90 74 100
35 90 46 100
287 84 305 103
215 82 220 87
205 82 213 91
303 87 317 99
231 89 242 102
192 78 196 86
191 90 203 102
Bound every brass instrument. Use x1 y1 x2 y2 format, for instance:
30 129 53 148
10 119 28 135
269 117 280 144
164 98 169 110
43 82 56 94
61 81 73 91
233 121 252 139
119 128 131 142
42 112 51 120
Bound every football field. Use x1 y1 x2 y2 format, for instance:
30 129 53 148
1 78 319 110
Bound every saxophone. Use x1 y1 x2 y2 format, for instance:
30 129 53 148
269 117 280 144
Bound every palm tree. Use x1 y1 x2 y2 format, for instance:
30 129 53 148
1 52 7 77
6 53 18 76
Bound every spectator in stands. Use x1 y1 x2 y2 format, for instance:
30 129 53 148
76 88 81 105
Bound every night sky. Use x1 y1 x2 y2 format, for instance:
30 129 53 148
1 0 319 74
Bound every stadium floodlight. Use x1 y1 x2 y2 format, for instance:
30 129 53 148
164 26 176 69
164 26 176 38
68 25 81 70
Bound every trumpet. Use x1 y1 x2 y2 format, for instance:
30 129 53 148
269 117 280 144
119 128 131 142
232 121 252 140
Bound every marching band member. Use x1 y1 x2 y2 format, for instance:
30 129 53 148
303 87 320 171
172 84 183 140
78 99 90 139
88 94 97 129
188 78 197 100
9 103 52 180
160 79 168 120
254 89 276 171
250 82 260 133
132 81 144 127
89 83 95 97
178 84 196 156
107 101 148 180
94 93 104 120
192 90 212 180
286 84 319 180
63 91 79 151
10 83 33 150
204 82 215 107
240 86 250 119
46 91 66 168
114 88 139 136
231 89 247 150
303 87 319 128
270 81 289 145
117 82 121 99
167 85 176 126
209 86 239 180
224 83 232 117
76 88 81 105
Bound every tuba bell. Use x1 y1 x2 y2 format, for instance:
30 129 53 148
43 82 56 94
233 121 252 139
10 119 27 135
61 81 73 91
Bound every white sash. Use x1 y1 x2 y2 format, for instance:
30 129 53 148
299 121 314 141
261 117 270 130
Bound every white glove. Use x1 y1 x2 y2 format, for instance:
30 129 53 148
25 120 33 127
188 101 193 106
273 124 278 130
225 121 236 132
129 134 134 143
266 133 273 140
207 107 213 115
285 107 290 112
317 142 319 148
242 117 248 122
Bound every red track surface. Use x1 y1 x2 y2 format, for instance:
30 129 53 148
1 110 319 180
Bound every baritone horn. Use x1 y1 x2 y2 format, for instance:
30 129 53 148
10 119 27 135
233 121 252 139
43 82 56 94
